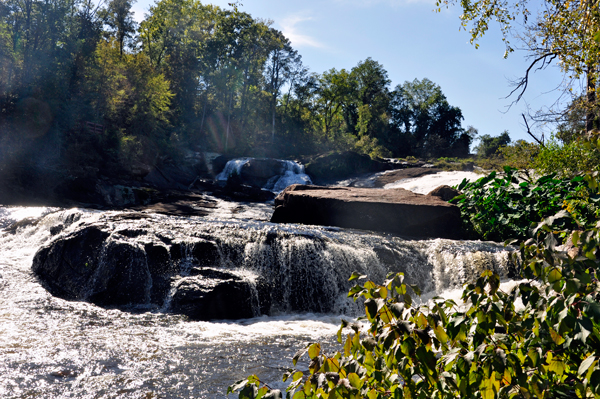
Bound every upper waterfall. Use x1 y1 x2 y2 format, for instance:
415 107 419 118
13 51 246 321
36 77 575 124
215 158 312 192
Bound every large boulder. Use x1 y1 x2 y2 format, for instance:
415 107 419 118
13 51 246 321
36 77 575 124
371 167 441 188
427 185 462 201
271 185 464 239
31 215 265 319
169 268 271 321
240 158 285 187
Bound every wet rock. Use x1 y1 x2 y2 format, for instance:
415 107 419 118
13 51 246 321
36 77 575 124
145 243 175 306
42 237 151 306
30 211 514 319
31 219 269 319
169 239 221 266
169 268 270 320
271 184 464 239
240 158 285 188
219 182 275 202
32 227 111 300
50 369 79 378
371 167 441 188
211 155 230 176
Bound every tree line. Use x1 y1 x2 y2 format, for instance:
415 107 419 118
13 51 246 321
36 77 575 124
0 0 475 181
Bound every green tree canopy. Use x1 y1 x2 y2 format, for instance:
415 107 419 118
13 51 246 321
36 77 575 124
390 78 471 157
100 0 137 56
475 131 511 157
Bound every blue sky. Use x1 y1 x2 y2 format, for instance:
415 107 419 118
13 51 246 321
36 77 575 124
132 0 567 145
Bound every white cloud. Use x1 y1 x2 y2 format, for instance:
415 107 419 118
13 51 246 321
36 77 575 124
280 15 326 49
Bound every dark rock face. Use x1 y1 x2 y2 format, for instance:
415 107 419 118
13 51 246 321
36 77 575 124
305 151 399 182
31 217 268 320
271 184 464 239
31 227 154 306
169 268 271 321
32 227 110 300
211 155 230 176
240 158 285 188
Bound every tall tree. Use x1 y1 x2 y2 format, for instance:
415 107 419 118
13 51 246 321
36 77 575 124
263 28 299 141
391 78 470 157
349 58 391 141
100 0 137 56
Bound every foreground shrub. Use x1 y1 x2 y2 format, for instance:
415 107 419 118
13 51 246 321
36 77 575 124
499 140 540 174
229 207 600 399
534 137 600 178
450 167 597 241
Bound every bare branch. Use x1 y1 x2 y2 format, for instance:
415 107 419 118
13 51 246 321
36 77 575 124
506 53 559 105
522 113 544 145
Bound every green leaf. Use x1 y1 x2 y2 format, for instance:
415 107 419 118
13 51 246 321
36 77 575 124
565 278 581 295
255 386 269 399
308 343 321 360
390 302 404 318
550 327 565 345
348 373 362 389
364 299 378 320
590 370 600 393
480 375 499 399
292 391 307 399
549 357 566 376
263 389 282 399
293 348 307 366
409 284 422 296
585 299 600 321
578 356 596 376
349 271 367 281
574 319 594 343
239 384 259 399
548 267 562 284
228 378 249 393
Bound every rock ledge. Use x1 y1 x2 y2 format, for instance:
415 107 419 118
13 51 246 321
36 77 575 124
271 184 463 239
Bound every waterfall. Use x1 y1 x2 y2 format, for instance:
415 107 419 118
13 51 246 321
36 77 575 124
215 158 312 192
215 158 251 182
27 209 515 319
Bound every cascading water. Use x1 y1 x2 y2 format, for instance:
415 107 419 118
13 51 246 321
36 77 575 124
216 158 252 182
215 158 312 192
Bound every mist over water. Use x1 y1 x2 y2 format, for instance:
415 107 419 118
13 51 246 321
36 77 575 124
0 170 512 398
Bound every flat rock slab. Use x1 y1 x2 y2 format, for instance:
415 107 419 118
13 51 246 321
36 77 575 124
271 184 463 239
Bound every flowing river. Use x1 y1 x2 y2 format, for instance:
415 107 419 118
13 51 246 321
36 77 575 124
0 170 512 399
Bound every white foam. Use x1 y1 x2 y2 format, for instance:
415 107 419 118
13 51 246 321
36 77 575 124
384 171 482 194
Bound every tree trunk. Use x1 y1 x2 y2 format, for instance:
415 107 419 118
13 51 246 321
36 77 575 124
225 91 233 152
586 66 597 132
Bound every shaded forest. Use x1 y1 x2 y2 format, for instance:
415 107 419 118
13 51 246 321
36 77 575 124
0 0 474 185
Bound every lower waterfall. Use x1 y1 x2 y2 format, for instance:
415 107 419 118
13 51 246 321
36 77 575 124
0 205 514 398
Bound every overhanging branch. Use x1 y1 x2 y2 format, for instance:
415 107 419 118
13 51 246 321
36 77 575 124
506 52 559 105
